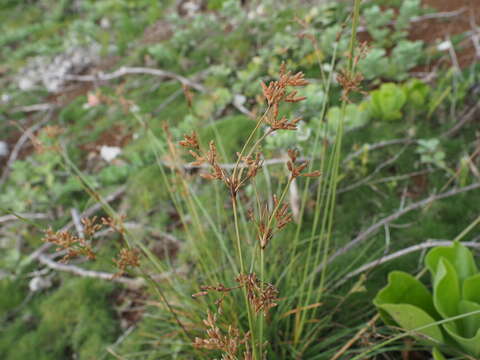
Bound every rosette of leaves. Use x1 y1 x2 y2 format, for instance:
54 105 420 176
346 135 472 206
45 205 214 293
368 83 406 121
374 242 480 358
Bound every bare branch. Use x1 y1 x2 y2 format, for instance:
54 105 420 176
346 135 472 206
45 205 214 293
314 182 480 274
38 254 143 287
0 213 50 224
357 8 467 33
37 254 185 289
0 115 52 187
25 186 127 264
64 66 206 92
342 138 415 164
341 239 480 284
441 103 480 138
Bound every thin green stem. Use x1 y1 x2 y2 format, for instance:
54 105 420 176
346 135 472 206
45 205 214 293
232 196 258 360
232 106 271 180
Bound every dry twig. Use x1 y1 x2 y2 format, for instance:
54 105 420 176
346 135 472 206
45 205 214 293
315 182 480 274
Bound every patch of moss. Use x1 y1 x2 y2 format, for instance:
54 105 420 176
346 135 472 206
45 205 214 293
0 278 117 360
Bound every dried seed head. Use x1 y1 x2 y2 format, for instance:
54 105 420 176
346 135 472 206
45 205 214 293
113 248 141 278
337 69 365 103
261 65 308 131
287 149 321 179
101 215 126 234
182 84 193 107
236 273 279 316
42 227 96 263
273 195 293 230
179 132 200 150
194 310 250 360
81 216 103 237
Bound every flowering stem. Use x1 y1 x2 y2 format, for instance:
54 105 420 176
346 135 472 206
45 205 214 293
232 195 259 360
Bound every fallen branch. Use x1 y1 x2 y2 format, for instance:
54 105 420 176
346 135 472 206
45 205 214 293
0 115 52 187
38 254 185 289
0 213 50 224
38 254 143 287
357 8 467 33
11 103 56 113
338 143 410 194
342 239 480 283
64 66 206 92
65 66 256 119
314 182 480 274
342 138 415 164
441 103 480 138
331 314 380 360
25 185 127 264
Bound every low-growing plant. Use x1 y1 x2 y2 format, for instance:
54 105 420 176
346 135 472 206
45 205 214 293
416 138 447 170
374 241 480 358
368 82 406 121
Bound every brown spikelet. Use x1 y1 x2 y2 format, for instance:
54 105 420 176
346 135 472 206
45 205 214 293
193 310 251 360
236 273 279 316
287 149 321 179
101 215 126 234
273 195 293 230
42 227 96 263
179 132 200 149
182 84 194 107
113 248 141 278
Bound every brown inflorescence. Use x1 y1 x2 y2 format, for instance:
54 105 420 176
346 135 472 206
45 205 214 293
337 41 368 102
193 310 251 360
42 226 97 263
236 273 279 317
261 64 308 131
101 215 127 234
287 149 321 179
113 248 141 278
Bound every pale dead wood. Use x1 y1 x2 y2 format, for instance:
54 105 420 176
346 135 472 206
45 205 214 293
314 182 480 274
64 66 206 92
37 254 186 289
0 115 52 187
0 213 50 223
342 239 480 283
25 185 127 264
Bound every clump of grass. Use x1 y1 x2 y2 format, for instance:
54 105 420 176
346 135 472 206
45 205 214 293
31 1 365 358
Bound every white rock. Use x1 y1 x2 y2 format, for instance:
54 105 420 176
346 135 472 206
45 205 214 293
437 40 452 51
29 276 52 292
0 141 8 157
100 145 122 162
1 93 11 103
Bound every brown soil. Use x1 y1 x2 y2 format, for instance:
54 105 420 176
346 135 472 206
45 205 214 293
410 0 480 68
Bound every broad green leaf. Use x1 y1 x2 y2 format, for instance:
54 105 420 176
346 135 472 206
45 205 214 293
369 83 406 121
432 347 447 360
433 259 460 320
457 300 480 338
443 320 480 357
463 274 480 304
426 242 477 284
374 271 438 319
378 303 444 344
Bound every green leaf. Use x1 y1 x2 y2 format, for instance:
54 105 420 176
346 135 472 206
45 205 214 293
403 79 430 109
432 347 447 360
378 304 444 344
433 259 460 320
369 83 406 121
374 271 438 319
426 242 478 284
457 300 480 339
463 274 480 304
443 317 480 357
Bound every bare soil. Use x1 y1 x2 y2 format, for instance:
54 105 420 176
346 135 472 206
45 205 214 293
411 0 480 68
